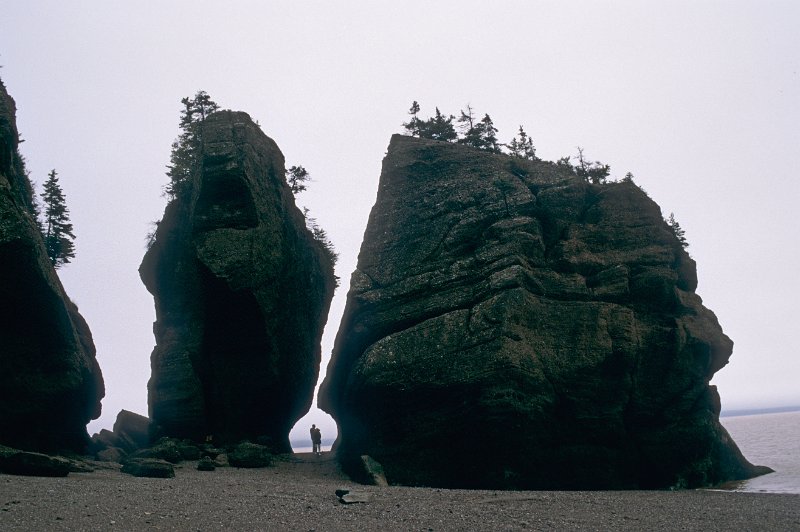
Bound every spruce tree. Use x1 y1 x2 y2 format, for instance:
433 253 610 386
165 90 219 199
419 107 457 142
574 147 610 184
40 169 76 268
478 114 500 153
456 109 500 153
507 126 537 160
402 101 422 137
287 165 310 194
457 105 482 148
667 212 689 249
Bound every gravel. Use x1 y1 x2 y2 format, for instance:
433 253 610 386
1 452 798 531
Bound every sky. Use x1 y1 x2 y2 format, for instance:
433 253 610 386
2 1 798 446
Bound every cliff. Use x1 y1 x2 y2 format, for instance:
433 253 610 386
0 78 104 453
319 134 766 489
140 110 336 451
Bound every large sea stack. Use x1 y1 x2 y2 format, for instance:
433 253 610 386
320 134 766 489
0 78 104 453
140 110 336 452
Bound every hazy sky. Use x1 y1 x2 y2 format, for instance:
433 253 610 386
2 1 798 445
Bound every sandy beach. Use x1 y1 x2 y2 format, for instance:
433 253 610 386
1 453 798 531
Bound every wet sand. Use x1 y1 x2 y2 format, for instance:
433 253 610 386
1 453 798 531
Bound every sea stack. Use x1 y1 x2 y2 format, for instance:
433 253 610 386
0 78 105 453
140 110 336 451
320 134 765 489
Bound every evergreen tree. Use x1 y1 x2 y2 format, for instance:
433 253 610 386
418 107 457 142
556 156 573 170
574 147 610 184
165 90 219 199
402 101 422 137
456 108 500 152
506 125 537 160
667 212 689 249
457 105 482 148
40 169 76 268
477 114 500 153
302 207 340 287
287 165 310 194
145 220 159 250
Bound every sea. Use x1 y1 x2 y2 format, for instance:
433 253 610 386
291 438 335 455
290 411 800 494
717 409 800 494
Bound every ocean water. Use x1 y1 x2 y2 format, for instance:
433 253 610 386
718 410 800 494
291 438 335 454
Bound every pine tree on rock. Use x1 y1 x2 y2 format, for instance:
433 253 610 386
574 147 610 184
667 212 689 249
507 126 537 160
287 165 310 194
40 169 76 268
457 105 482 148
478 114 500 153
402 101 422 137
165 90 219 199
419 107 457 143
457 109 500 153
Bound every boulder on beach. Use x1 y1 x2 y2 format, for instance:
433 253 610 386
228 441 272 468
0 446 72 477
197 456 216 471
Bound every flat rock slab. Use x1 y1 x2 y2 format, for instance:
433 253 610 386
336 490 374 504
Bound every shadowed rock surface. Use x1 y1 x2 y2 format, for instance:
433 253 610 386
0 78 104 453
320 134 766 489
140 110 335 452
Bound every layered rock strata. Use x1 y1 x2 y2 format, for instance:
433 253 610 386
140 111 335 451
320 134 765 489
0 78 104 453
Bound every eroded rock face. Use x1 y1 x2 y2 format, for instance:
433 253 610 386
320 134 763 489
140 111 335 452
0 78 104 453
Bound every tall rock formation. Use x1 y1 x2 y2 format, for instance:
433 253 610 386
0 78 104 453
320 134 766 489
140 110 336 451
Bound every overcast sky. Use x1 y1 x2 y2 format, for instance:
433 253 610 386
2 1 798 445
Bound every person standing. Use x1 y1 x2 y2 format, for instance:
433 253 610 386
314 426 322 456
310 424 322 455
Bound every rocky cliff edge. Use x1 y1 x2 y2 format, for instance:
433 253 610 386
0 78 104 453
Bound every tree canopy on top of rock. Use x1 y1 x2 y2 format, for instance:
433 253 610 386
401 102 627 183
164 91 219 199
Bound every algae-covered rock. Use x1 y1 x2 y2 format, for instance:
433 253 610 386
228 442 272 468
